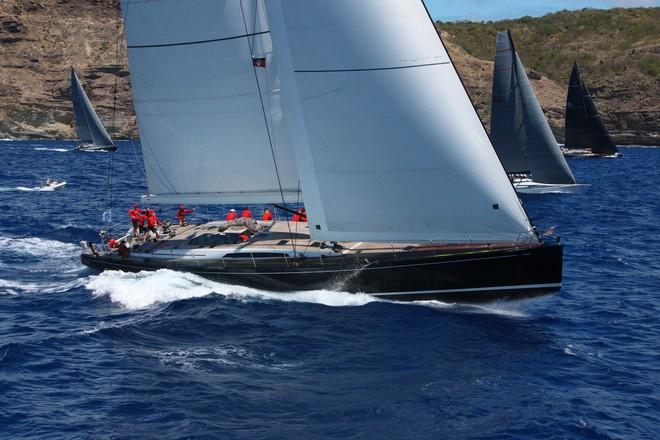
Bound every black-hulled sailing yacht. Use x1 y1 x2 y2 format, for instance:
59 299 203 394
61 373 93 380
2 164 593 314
71 68 117 152
565 63 619 156
490 30 578 193
81 0 563 302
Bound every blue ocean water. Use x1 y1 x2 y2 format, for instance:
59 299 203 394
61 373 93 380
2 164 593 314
0 140 658 439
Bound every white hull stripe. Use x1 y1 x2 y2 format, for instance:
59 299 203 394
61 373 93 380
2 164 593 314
370 283 562 297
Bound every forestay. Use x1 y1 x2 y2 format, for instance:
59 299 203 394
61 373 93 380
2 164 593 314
122 0 299 204
267 0 536 244
491 31 576 185
71 68 114 148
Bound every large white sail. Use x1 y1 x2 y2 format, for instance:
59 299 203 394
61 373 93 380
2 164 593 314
122 0 299 204
266 0 535 243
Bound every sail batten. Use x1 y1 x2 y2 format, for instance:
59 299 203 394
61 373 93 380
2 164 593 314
71 68 114 148
266 0 535 244
121 0 299 204
491 31 575 184
565 63 618 155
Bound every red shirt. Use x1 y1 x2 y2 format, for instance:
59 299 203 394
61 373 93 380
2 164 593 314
241 209 253 219
147 214 162 228
262 211 273 221
128 208 140 221
138 213 148 226
177 207 193 219
226 211 237 221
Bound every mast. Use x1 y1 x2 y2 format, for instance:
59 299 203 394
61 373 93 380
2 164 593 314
71 68 114 147
565 63 618 155
266 0 536 244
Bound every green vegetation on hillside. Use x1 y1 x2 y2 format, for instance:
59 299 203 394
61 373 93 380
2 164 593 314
437 7 660 82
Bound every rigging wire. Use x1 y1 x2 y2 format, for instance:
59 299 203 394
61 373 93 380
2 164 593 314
239 0 297 255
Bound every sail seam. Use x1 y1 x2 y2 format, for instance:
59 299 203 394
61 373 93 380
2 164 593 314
128 30 270 49
294 61 450 73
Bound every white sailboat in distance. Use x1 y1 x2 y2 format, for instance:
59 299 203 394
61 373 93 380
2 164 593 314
81 0 563 302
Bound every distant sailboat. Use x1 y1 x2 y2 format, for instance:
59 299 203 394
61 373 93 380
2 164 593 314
564 63 619 157
70 68 117 152
491 30 577 193
81 0 563 302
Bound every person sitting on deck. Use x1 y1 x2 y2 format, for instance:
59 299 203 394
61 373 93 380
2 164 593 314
176 204 193 226
128 204 141 234
262 208 273 221
226 209 237 221
291 207 307 222
241 207 253 219
147 209 164 240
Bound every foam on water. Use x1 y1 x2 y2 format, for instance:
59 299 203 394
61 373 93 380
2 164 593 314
0 278 85 295
84 269 380 310
0 236 83 273
33 147 71 152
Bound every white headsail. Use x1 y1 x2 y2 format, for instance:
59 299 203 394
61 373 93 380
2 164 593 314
266 0 535 243
122 0 299 204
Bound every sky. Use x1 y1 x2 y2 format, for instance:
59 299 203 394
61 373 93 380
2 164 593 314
425 0 658 21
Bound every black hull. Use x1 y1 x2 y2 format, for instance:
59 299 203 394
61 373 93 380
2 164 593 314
81 242 563 303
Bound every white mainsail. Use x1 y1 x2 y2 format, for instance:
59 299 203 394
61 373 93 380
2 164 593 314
266 0 535 243
122 0 299 204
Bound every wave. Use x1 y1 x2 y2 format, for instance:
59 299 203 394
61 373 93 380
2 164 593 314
33 147 71 152
0 278 84 295
84 269 380 310
0 236 83 273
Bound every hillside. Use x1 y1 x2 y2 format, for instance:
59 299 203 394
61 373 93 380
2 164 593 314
438 7 660 144
0 2 657 144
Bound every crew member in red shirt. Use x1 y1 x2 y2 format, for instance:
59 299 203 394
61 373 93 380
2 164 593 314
176 204 193 226
291 207 307 222
262 208 273 221
241 207 253 219
147 209 163 240
226 209 237 221
137 209 149 238
128 204 141 234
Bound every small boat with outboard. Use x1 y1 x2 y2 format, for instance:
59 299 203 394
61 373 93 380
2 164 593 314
41 179 66 190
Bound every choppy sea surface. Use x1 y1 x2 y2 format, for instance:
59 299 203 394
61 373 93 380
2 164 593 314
0 140 659 439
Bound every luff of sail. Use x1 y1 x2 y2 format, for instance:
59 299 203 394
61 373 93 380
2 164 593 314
266 0 535 244
71 68 114 148
490 31 576 185
121 0 299 205
565 63 618 155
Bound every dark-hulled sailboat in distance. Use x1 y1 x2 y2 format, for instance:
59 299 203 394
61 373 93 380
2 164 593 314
491 30 579 193
70 68 117 152
81 0 563 302
564 63 619 157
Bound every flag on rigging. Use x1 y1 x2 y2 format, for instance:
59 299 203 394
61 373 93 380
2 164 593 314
252 56 267 68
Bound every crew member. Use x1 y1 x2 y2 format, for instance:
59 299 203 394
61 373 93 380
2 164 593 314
176 204 193 226
137 209 149 238
291 207 307 222
262 208 273 221
128 204 141 234
241 207 253 219
147 209 163 240
226 208 237 221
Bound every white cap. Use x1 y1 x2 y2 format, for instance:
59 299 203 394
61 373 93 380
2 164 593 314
230 209 236 212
